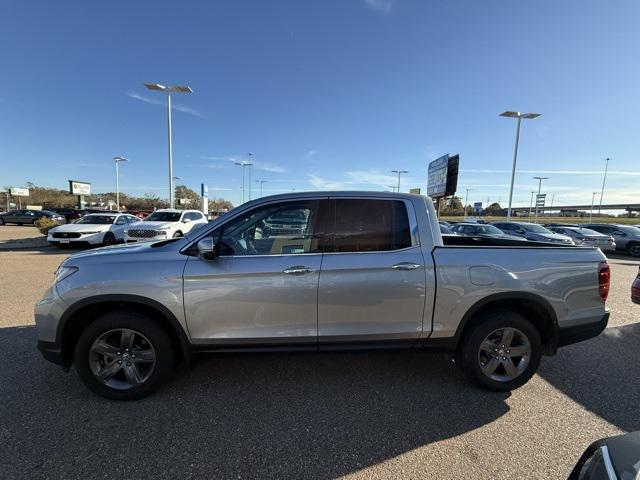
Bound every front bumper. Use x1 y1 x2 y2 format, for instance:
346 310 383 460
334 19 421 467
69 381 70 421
47 232 105 245
557 311 609 347
37 340 67 368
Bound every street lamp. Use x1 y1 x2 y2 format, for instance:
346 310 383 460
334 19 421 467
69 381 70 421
532 176 549 223
598 157 611 214
391 170 408 192
500 111 541 219
590 192 600 222
235 161 254 203
113 156 128 211
465 188 472 215
143 83 193 209
255 180 267 197
528 191 536 220
172 176 182 208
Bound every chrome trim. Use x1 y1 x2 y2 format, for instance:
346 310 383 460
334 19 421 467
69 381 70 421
601 446 617 480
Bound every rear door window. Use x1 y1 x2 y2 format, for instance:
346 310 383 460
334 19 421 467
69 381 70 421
328 199 412 253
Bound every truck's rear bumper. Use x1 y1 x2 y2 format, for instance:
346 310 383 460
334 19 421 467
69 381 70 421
557 311 609 348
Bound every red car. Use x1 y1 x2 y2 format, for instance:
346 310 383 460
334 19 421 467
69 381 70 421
632 267 640 304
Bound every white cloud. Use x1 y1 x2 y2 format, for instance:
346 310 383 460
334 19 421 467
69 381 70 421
304 150 319 160
128 92 202 117
199 155 285 173
307 174 353 190
345 170 397 188
363 0 394 13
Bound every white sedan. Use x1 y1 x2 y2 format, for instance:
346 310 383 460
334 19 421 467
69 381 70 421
47 213 139 248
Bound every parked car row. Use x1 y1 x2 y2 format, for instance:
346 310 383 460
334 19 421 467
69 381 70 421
0 209 65 225
46 209 208 248
439 220 640 256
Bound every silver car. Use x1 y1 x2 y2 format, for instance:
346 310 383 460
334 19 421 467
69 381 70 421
547 226 616 253
35 192 609 400
580 224 640 257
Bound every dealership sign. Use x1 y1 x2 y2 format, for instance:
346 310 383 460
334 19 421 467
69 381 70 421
10 187 29 197
69 180 91 196
427 154 459 198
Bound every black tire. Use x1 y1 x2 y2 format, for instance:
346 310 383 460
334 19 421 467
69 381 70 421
172 231 183 238
73 310 175 400
458 309 542 392
627 243 640 258
0 217 4 225
102 232 116 246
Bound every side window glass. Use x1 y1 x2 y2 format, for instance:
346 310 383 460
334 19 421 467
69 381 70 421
330 199 412 253
218 201 321 256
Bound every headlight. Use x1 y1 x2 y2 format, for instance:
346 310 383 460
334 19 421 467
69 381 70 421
156 226 171 231
53 266 78 284
80 231 100 235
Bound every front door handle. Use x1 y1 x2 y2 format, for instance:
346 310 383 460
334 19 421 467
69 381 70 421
283 266 315 275
391 262 422 271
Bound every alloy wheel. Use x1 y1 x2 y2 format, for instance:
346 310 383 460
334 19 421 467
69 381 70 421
629 244 640 257
89 328 156 390
477 327 531 382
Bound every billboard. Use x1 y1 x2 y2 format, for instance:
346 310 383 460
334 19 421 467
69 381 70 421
473 202 483 214
69 180 91 196
535 194 546 208
10 187 29 197
427 154 459 197
409 188 421 195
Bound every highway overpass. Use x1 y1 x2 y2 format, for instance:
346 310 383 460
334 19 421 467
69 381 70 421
511 203 640 214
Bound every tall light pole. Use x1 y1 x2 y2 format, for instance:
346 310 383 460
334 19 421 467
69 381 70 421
465 188 472 216
598 157 611 214
590 192 599 222
256 180 267 197
391 170 408 192
246 153 254 200
172 176 182 208
235 161 254 203
113 156 128 211
528 191 535 220
143 83 193 209
533 176 549 223
500 111 541 220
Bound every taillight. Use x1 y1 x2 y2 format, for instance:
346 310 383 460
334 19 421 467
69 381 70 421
598 261 611 302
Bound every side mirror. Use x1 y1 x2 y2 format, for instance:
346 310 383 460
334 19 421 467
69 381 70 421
197 237 217 261
183 218 192 224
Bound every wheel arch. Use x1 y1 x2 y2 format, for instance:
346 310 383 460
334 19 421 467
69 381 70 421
453 292 559 355
57 295 194 367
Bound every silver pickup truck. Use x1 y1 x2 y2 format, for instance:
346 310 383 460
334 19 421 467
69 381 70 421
35 191 611 400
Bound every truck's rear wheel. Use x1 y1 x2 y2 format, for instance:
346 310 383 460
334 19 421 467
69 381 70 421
74 310 175 400
459 310 541 392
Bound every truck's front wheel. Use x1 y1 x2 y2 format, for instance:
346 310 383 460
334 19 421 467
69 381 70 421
459 310 542 392
74 310 175 400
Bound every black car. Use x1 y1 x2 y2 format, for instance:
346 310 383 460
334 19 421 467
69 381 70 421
51 208 86 223
0 209 65 225
451 222 526 241
569 431 640 479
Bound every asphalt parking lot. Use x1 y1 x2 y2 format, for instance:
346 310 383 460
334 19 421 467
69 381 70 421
1 226 639 479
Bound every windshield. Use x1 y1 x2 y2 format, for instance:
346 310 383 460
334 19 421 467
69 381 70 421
574 228 602 236
145 212 181 222
475 225 504 235
75 215 115 225
522 224 553 234
618 226 640 236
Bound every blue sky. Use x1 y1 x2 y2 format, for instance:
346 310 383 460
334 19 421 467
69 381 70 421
1 0 639 208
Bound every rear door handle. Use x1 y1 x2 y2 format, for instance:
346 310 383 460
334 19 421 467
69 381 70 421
391 262 422 271
283 266 315 275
